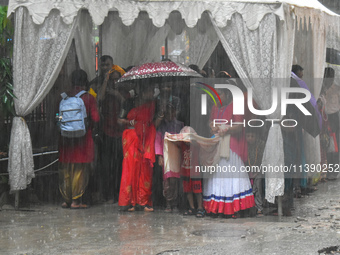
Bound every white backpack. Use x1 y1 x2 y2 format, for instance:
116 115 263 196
59 90 87 138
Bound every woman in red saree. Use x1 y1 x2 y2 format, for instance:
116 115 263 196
118 83 158 211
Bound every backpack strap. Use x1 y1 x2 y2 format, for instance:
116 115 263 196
75 90 87 98
60 92 68 99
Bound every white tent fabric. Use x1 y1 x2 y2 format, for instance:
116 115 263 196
8 7 77 191
6 0 340 202
8 0 339 27
74 11 96 81
211 9 295 202
185 12 220 69
102 12 171 68
102 10 219 68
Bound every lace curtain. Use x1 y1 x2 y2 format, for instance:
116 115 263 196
101 11 219 69
74 11 96 81
186 12 219 69
211 10 295 203
8 7 77 191
102 12 171 68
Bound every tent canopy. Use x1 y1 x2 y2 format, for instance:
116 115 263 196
8 0 340 28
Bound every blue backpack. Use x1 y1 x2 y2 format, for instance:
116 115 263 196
59 90 87 138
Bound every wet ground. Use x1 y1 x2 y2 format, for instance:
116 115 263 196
1 178 340 255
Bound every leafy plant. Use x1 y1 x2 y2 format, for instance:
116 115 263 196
0 6 15 117
0 58 15 116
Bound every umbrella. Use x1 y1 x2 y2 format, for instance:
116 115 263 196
289 74 322 137
117 61 202 83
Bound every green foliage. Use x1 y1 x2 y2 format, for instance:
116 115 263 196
0 5 15 117
0 58 15 116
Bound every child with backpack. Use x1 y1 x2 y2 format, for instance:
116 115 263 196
58 70 100 209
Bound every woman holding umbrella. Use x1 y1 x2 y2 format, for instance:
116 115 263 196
118 80 160 212
116 60 201 212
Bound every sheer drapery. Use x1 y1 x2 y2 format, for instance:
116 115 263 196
293 19 327 97
74 11 96 80
186 12 219 69
102 11 219 69
294 15 332 173
211 9 295 203
8 7 77 191
102 12 171 68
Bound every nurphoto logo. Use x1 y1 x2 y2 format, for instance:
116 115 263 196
191 78 312 129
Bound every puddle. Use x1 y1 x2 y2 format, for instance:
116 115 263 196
192 229 246 237
318 246 340 254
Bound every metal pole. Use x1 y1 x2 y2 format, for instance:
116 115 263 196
278 196 283 217
165 37 168 60
14 191 19 210
99 24 103 65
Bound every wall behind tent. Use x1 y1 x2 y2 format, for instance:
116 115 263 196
204 42 238 78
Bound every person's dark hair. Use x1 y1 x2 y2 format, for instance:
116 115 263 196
292 65 303 74
324 67 335 79
71 69 88 88
203 66 214 77
100 55 113 63
110 70 122 78
189 64 200 73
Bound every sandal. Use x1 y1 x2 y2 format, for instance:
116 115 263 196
144 205 154 212
256 210 264 217
70 204 80 209
61 202 70 209
183 207 196 216
127 206 135 212
78 204 88 209
196 209 205 218
164 205 172 213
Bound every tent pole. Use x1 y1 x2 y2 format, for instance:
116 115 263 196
14 191 19 210
99 25 103 65
165 37 168 60
278 196 283 217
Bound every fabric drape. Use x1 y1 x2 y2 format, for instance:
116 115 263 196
102 11 219 69
163 132 220 179
74 10 96 81
211 9 295 203
8 7 77 191
186 12 219 69
102 12 171 68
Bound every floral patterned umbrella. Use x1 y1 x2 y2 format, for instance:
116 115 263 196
117 61 202 82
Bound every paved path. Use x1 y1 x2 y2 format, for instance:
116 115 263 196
1 179 340 255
